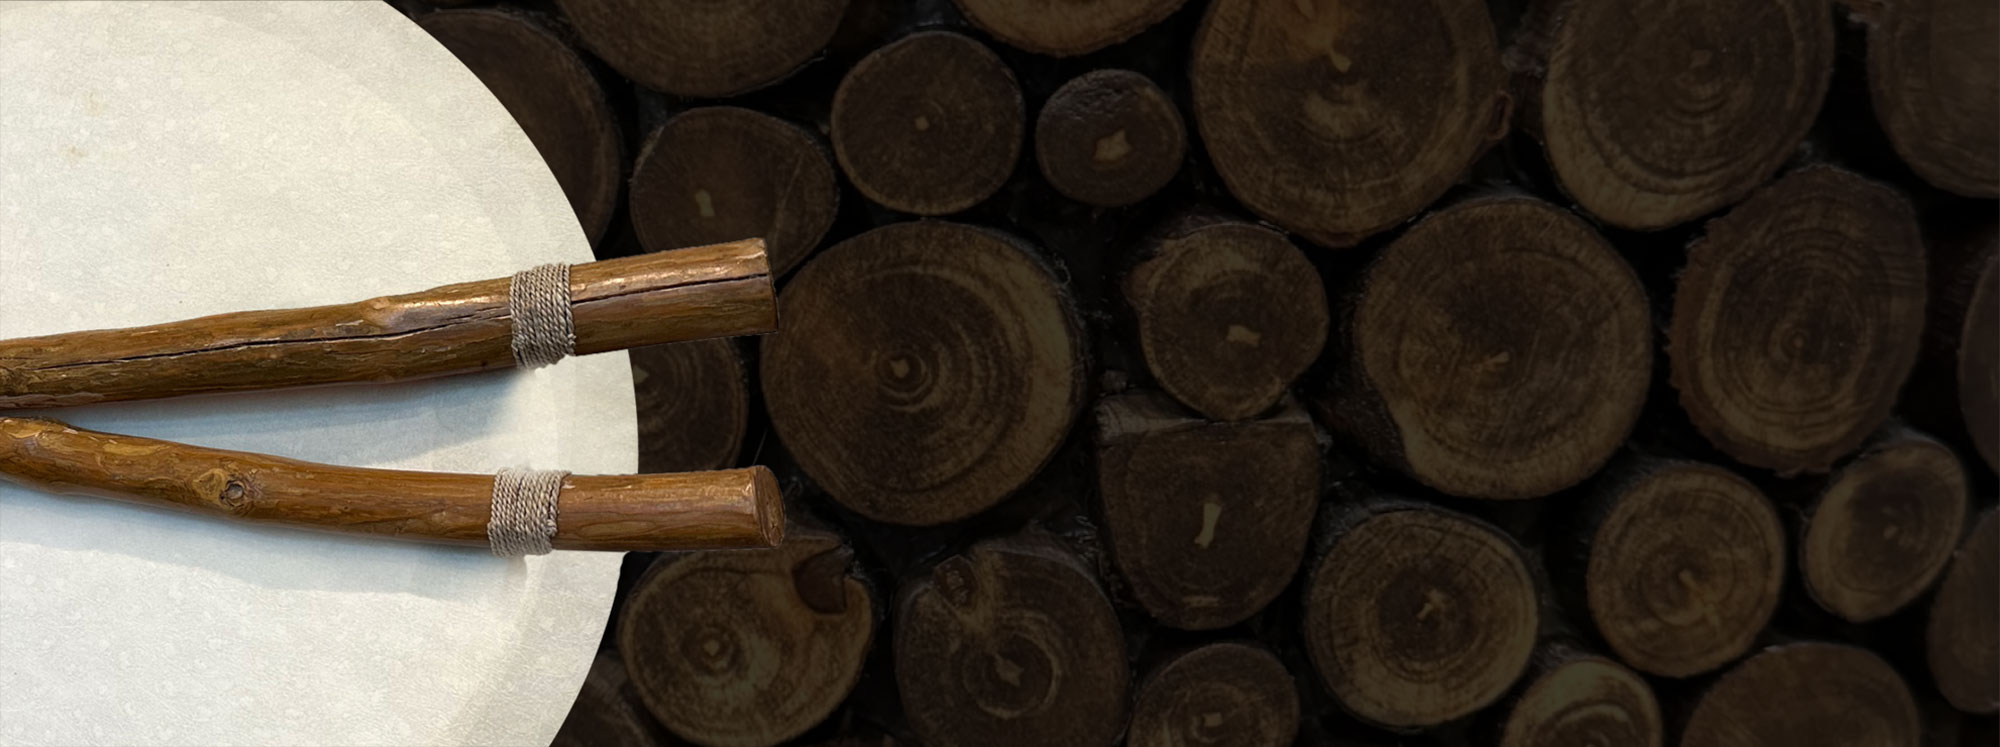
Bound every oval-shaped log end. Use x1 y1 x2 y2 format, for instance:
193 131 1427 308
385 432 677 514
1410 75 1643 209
750 464 786 548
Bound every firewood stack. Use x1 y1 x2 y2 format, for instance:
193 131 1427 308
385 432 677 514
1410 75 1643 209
399 0 1997 745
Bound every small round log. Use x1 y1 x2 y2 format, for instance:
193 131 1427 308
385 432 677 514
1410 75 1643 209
1909 221 1999 473
1520 0 1834 228
1035 70 1185 208
1865 0 2000 197
1125 221 1326 421
1799 428 1968 623
619 526 875 747
631 339 749 474
552 653 664 747
831 32 1023 215
553 0 847 97
629 107 840 277
1094 393 1320 629
1669 167 1927 475
1928 509 1998 714
895 535 1129 747
1495 646 1660 747
761 222 1085 526
1316 197 1649 499
417 9 622 245
1127 642 1299 747
1189 0 1508 247
1303 502 1538 728
1682 642 1920 747
952 0 1186 56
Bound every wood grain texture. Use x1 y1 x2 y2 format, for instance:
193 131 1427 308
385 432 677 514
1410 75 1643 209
1864 0 2000 197
1908 220 1999 473
553 0 848 97
831 32 1023 216
1127 642 1299 747
551 653 665 747
1681 642 1920 747
1928 509 1998 714
1798 428 1967 623
952 0 1186 56
0 239 775 409
629 107 839 277
0 416 783 552
1495 645 1660 747
631 339 749 474
1189 0 1508 247
1035 70 1185 207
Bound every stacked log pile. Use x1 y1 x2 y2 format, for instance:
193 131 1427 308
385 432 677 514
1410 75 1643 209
398 1 1998 745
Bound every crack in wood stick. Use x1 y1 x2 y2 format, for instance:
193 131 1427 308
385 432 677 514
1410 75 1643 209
0 416 783 552
0 238 775 409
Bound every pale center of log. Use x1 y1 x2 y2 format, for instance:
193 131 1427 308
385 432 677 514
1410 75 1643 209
1094 130 1132 163
1194 501 1223 548
694 188 715 217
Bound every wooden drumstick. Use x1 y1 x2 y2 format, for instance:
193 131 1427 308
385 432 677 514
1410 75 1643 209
0 416 784 553
0 238 775 409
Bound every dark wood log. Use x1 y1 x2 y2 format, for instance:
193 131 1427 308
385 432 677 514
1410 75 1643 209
1125 220 1326 421
0 416 782 552
1127 642 1299 747
1506 0 1834 229
418 9 622 246
1494 643 1661 747
760 222 1085 526
619 525 875 746
951 0 1186 56
1094 392 1319 629
895 534 1129 747
552 0 847 98
1928 509 1998 714
1035 70 1185 208
1681 642 1920 747
1555 458 1785 678
1313 196 1650 499
1669 167 1927 475
629 107 840 278
0 239 774 409
1860 0 2000 198
1797 428 1969 623
1908 219 1999 474
631 339 749 474
1303 501 1539 728
1189 0 1509 247
831 32 1023 216
552 652 666 747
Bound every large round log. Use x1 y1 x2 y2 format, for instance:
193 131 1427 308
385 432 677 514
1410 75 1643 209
895 535 1129 747
1303 502 1538 728
631 339 749 474
1865 0 2000 197
417 9 621 244
761 222 1085 525
1928 509 1998 714
629 107 840 277
1125 221 1327 422
1127 642 1299 747
553 0 847 97
1316 197 1650 499
1798 428 1968 623
1682 643 1920 747
1094 392 1320 629
831 32 1023 216
1495 645 1660 747
1189 0 1509 247
619 527 875 747
1669 167 1927 475
1035 70 1185 208
952 0 1186 56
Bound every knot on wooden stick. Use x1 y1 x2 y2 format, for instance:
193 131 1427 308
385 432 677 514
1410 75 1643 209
508 263 575 369
489 467 568 557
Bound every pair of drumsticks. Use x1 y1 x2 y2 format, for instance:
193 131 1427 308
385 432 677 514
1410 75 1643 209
0 239 783 554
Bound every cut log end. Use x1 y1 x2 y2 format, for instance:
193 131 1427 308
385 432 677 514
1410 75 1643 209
550 653 662 747
1867 0 2000 197
1582 461 1784 678
895 537 1129 747
1305 505 1538 728
630 107 839 277
1128 643 1299 747
1498 654 1660 747
1928 510 1999 715
832 32 1023 215
1535 0 1834 228
1960 251 2000 472
554 0 847 97
1036 70 1185 207
1801 431 1968 623
618 526 874 746
1670 167 1927 475
631 339 749 474
1320 197 1649 499
953 0 1187 56
1128 222 1327 421
1683 643 1920 747
1190 0 1507 246
761 222 1084 526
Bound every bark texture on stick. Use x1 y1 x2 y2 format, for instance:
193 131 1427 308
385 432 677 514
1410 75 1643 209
0 239 775 409
1036 70 1186 208
761 222 1085 526
1189 0 1508 247
631 339 748 474
1798 428 1968 623
553 0 847 97
619 526 874 746
1495 645 1660 747
1681 642 1920 747
1094 392 1320 629
630 107 839 277
1863 0 2000 197
952 0 1186 56
1928 509 1998 715
895 535 1129 747
1127 642 1299 747
1126 221 1326 422
1670 167 1927 475
831 32 1023 216
1315 197 1650 499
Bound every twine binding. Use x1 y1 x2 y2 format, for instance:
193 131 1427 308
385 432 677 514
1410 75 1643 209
509 263 574 369
489 467 568 557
